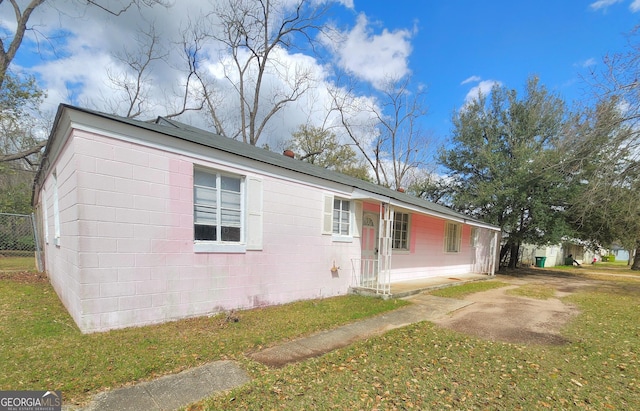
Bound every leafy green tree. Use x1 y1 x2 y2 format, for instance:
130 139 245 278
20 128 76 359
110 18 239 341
440 76 569 268
408 172 453 205
288 125 371 181
0 163 33 214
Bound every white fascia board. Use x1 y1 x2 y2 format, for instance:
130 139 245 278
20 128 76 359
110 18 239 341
463 220 502 231
351 188 390 202
351 188 500 231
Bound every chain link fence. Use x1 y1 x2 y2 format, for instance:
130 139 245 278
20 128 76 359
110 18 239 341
0 213 38 258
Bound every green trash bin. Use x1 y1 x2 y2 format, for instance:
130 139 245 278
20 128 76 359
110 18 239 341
535 257 546 267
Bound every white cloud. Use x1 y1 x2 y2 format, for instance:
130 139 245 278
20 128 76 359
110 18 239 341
320 13 414 89
577 58 597 68
463 80 502 106
630 0 640 11
329 0 354 8
589 0 623 11
460 75 481 85
5 0 407 153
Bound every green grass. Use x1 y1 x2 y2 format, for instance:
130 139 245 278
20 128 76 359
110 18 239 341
429 280 509 299
0 256 36 271
0 274 407 405
196 279 640 411
506 284 556 299
5 262 640 410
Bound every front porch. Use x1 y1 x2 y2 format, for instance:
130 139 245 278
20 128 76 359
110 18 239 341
350 273 493 299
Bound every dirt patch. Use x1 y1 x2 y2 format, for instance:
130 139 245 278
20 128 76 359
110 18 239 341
0 271 48 284
432 275 584 346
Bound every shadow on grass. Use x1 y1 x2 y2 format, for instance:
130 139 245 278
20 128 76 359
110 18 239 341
498 265 640 297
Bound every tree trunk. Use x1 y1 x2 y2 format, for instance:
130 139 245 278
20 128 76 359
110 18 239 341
499 243 510 263
508 241 520 269
632 246 640 270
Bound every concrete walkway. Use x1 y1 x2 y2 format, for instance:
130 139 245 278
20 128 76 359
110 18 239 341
251 294 472 367
73 279 485 411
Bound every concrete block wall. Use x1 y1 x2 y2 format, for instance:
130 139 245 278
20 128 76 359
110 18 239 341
46 129 357 332
41 135 83 328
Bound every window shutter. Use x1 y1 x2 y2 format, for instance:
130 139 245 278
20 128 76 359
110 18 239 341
322 194 333 235
246 177 263 250
353 201 363 237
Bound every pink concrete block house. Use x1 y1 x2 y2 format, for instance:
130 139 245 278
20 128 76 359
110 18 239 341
33 104 500 333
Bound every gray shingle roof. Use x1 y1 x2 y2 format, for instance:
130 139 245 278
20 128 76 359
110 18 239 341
54 104 498 230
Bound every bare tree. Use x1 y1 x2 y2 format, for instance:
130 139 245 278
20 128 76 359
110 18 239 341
0 0 169 89
567 27 640 268
0 0 169 163
195 0 330 145
101 25 167 118
329 77 431 189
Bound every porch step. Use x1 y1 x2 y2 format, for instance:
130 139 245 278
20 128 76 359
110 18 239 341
349 287 392 299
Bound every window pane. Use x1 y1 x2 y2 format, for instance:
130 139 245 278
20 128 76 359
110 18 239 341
221 190 241 209
194 170 217 187
221 208 241 226
340 210 350 235
195 224 217 241
194 205 217 224
194 186 217 206
221 176 241 192
221 226 241 241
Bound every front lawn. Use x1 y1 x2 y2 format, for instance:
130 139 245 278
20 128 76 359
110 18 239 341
0 271 406 406
0 256 36 271
4 262 639 410
196 275 640 410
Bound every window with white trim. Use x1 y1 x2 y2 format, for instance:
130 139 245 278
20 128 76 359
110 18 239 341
470 227 479 247
392 212 410 250
194 168 243 243
444 221 461 253
332 198 350 235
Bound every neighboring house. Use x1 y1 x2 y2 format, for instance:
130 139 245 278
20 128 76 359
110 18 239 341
520 241 599 267
33 104 501 333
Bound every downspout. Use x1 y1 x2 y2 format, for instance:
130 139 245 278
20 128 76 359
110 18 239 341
490 231 498 275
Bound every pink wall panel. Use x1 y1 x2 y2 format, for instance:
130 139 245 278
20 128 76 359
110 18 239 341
388 213 478 281
42 130 358 332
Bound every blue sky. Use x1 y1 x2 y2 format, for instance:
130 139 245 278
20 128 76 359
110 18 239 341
330 0 637 137
2 0 638 154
